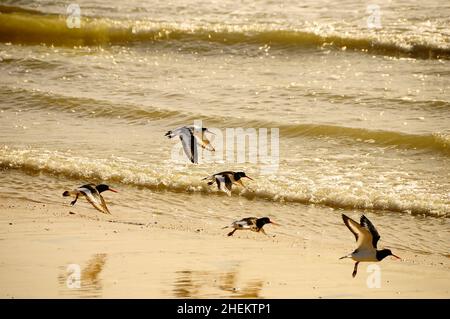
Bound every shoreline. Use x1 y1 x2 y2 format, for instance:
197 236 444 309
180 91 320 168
0 198 448 298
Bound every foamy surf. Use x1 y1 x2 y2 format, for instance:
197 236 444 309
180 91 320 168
1 147 448 217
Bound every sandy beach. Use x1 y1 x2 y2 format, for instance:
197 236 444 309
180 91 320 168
1 198 448 299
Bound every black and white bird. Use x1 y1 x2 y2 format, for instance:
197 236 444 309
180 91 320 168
223 217 279 237
62 184 118 215
340 214 401 278
165 126 215 163
203 171 253 196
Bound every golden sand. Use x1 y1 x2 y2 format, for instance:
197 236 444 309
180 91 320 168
0 199 448 298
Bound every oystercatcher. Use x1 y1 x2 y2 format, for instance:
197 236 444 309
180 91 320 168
223 217 279 237
63 184 118 215
340 214 401 277
165 125 215 163
203 171 253 196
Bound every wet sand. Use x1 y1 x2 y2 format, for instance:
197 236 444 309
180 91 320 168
0 198 448 298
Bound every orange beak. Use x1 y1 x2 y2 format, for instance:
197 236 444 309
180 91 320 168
270 220 280 226
392 254 401 260
245 176 254 181
109 188 118 193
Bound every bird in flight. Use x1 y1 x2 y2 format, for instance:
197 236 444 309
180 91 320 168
165 125 215 163
203 171 253 196
63 184 118 214
223 217 279 237
340 214 401 277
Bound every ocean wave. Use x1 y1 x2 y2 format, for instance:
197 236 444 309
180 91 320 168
281 124 450 156
0 6 449 59
2 86 449 156
1 147 448 217
0 86 183 122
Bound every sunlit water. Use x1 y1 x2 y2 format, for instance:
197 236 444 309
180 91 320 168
0 1 449 260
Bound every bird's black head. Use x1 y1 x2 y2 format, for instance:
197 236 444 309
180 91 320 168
95 184 118 193
201 127 215 136
233 172 253 181
376 249 401 261
256 217 278 228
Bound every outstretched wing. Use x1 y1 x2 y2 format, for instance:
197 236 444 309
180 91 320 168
342 214 374 250
80 187 110 214
179 128 198 164
215 176 232 196
98 194 111 214
232 217 257 229
79 184 97 191
165 127 184 138
360 215 380 248
342 214 359 242
223 174 233 191
202 173 217 181
197 137 215 151
196 131 215 152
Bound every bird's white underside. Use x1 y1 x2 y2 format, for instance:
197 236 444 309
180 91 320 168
77 187 109 214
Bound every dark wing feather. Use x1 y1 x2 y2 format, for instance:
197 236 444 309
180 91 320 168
360 215 380 248
223 174 233 191
233 217 257 229
190 130 197 163
215 176 231 195
241 217 257 225
215 171 234 176
342 214 359 242
179 129 198 163
98 194 111 214
80 184 96 192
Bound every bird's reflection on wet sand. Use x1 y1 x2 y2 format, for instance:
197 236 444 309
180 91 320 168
173 266 264 298
58 253 107 298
